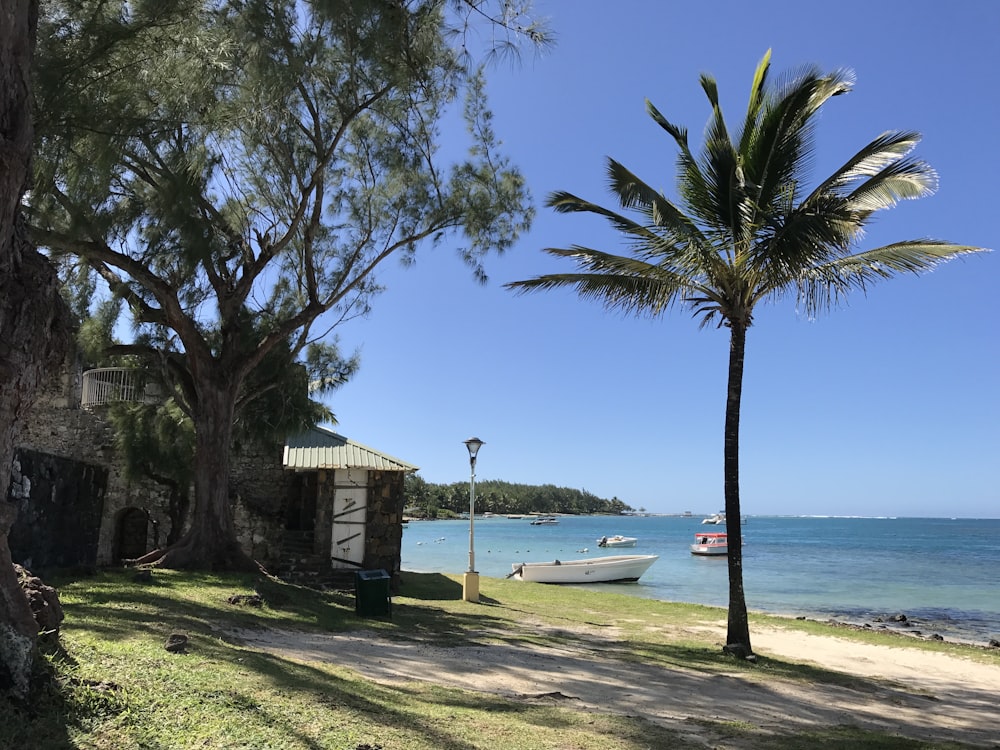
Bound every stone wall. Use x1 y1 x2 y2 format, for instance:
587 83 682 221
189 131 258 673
11 357 409 579
365 470 406 586
14 359 175 566
229 438 298 566
8 448 107 569
12 358 302 568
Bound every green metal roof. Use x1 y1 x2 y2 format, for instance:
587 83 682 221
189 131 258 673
283 426 418 473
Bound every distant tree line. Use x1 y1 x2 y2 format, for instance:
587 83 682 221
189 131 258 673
404 475 633 518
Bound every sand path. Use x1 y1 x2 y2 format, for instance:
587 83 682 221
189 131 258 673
229 620 1000 748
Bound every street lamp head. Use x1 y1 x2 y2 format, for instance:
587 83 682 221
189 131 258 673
464 437 484 460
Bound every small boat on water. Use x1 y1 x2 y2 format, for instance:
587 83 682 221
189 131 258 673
597 535 637 548
701 512 726 525
509 554 658 584
530 516 559 525
690 532 728 556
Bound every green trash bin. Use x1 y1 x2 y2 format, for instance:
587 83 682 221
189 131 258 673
355 569 391 617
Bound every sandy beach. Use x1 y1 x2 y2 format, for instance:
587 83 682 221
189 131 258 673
230 614 1000 748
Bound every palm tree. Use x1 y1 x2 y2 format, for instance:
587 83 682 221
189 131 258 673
506 50 985 658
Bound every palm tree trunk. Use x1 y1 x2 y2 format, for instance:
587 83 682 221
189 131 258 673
724 321 752 655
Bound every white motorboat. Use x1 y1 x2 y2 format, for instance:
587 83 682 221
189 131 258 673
597 535 638 548
509 554 658 584
690 532 728 556
701 512 726 525
530 516 559 525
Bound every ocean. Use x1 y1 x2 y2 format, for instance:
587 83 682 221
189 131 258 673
401 514 1000 645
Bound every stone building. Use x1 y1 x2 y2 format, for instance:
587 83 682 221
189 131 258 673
9 361 417 587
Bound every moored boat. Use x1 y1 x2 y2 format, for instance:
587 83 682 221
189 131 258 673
690 532 728 556
509 554 658 584
597 535 638 548
530 516 559 525
701 512 726 525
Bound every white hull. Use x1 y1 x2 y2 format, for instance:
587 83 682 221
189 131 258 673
597 535 637 548
530 516 559 525
511 554 658 584
690 532 728 556
690 544 728 556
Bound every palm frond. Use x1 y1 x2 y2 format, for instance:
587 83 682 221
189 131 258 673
551 170 724 283
804 67 854 116
645 98 688 151
700 73 720 109
696 138 743 249
546 188 681 251
646 99 715 232
546 190 602 214
699 72 740 232
700 72 730 146
546 190 650 236
605 160 704 241
505 245 707 317
806 131 922 201
739 49 771 154
843 158 937 213
797 240 989 316
605 159 665 213
744 213 844 296
746 67 853 213
537 244 670 278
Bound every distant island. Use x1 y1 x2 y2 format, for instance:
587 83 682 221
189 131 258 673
404 475 635 518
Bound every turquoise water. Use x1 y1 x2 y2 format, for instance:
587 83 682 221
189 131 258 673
401 515 1000 644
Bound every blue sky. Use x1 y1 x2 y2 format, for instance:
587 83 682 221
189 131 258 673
324 0 999 519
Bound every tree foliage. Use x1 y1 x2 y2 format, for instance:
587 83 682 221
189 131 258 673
29 0 543 569
507 50 985 656
74 289 354 545
404 474 633 518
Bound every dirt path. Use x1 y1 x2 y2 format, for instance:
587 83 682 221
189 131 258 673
228 621 1000 748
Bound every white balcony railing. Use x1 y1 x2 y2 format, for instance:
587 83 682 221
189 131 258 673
81 367 147 408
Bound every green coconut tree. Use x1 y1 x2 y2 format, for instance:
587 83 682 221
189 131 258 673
506 50 986 657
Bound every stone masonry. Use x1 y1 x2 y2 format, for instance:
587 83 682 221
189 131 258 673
10 356 409 583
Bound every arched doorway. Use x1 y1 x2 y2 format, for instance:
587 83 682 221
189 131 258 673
114 507 150 561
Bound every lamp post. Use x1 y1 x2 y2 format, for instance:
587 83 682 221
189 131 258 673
462 437 484 602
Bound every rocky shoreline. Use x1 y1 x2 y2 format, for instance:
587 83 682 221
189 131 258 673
795 611 1000 650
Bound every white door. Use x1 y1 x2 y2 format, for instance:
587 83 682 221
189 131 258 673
330 470 367 569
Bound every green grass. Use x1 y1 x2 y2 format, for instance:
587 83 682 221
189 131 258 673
5 568 994 749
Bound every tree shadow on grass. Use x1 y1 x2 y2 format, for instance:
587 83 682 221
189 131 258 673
4 659 111 750
52 568 898 696
626 639 887 691
54 568 529 668
45 568 989 749
231 648 687 750
396 571 463 599
52 568 359 631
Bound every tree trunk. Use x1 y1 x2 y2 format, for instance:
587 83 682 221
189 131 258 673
0 0 70 699
723 322 752 655
0 504 37 699
132 381 257 571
